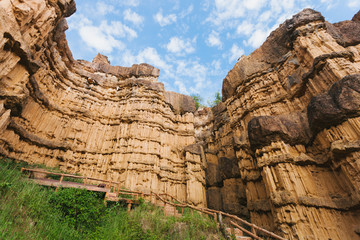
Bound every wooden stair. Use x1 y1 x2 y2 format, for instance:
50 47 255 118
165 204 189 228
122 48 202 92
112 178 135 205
21 168 287 240
104 192 119 201
163 203 181 217
225 227 252 240
152 196 182 217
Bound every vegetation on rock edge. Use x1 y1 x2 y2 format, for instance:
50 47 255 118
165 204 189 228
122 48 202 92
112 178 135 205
0 158 224 240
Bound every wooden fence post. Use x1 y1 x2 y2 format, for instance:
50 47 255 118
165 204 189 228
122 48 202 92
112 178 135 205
251 226 257 236
213 213 217 223
218 212 223 225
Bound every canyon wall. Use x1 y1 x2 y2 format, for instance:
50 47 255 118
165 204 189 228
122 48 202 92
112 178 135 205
200 8 360 240
1 1 360 239
0 0 206 206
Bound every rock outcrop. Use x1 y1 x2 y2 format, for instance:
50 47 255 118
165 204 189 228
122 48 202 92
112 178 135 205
0 0 206 206
199 8 360 240
1 1 360 239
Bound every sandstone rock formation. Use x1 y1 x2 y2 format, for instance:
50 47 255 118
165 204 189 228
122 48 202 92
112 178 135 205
0 0 206 207
1 1 360 239
198 8 360 240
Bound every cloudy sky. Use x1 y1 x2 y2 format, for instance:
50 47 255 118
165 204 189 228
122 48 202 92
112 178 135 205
66 0 360 104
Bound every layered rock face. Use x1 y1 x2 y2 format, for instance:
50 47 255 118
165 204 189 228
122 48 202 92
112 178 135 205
195 104 249 218
0 0 206 206
1 1 360 239
200 9 360 240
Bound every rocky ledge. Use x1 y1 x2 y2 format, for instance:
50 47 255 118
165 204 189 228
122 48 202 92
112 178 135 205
199 8 360 240
0 0 205 207
1 1 360 239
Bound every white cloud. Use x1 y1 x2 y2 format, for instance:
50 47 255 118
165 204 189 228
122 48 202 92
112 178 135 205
210 60 223 76
124 9 144 26
122 47 170 72
166 37 195 54
79 26 124 53
96 2 115 15
205 0 316 60
101 21 137 40
209 0 245 24
154 10 177 27
236 21 254 36
119 47 208 95
206 30 222 48
281 0 295 10
175 81 189 94
175 60 208 91
269 0 283 14
247 29 269 48
121 0 140 7
320 0 337 10
348 0 360 8
69 15 137 53
202 0 211 11
244 0 267 10
208 0 269 25
229 44 244 63
180 5 194 18
259 10 272 22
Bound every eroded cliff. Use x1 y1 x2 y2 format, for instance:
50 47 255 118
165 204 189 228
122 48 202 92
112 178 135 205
199 8 360 240
1 1 360 239
0 0 206 206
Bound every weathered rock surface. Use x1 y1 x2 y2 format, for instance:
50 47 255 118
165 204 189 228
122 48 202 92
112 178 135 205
198 8 360 240
1 1 360 239
0 0 205 206
307 74 360 134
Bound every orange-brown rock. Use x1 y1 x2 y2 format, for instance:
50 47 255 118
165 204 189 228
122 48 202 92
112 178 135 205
194 104 249 219
0 0 206 207
200 8 360 240
1 1 360 239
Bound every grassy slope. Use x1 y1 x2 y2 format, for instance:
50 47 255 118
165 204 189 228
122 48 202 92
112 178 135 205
0 158 224 240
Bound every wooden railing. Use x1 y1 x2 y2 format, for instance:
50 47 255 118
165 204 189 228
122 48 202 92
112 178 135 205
150 192 287 240
21 168 287 240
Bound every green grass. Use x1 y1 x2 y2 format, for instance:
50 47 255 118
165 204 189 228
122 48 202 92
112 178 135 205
0 158 224 240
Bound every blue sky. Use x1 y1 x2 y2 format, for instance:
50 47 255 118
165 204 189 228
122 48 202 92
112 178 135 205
66 0 360 104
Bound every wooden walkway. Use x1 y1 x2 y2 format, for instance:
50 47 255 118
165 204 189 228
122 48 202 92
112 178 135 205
21 168 287 240
31 178 111 193
21 168 140 210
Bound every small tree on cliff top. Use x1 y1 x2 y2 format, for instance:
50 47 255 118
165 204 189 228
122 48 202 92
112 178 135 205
191 94 204 109
208 91 222 107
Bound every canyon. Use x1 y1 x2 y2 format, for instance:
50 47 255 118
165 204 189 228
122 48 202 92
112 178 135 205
0 0 359 239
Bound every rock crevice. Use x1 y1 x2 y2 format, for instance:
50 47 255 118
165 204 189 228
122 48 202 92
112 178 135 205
200 8 360 240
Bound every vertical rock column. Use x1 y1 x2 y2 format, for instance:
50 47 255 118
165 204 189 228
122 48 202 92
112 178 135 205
0 0 207 207
218 9 360 240
195 104 248 218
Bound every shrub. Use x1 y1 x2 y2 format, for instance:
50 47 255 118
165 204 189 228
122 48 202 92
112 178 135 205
49 188 105 233
191 94 204 109
0 158 224 239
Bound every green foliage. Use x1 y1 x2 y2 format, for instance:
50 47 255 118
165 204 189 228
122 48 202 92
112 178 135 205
214 92 222 105
0 158 224 239
191 94 204 109
208 91 222 107
192 92 222 109
0 181 12 193
0 158 79 240
49 188 105 233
